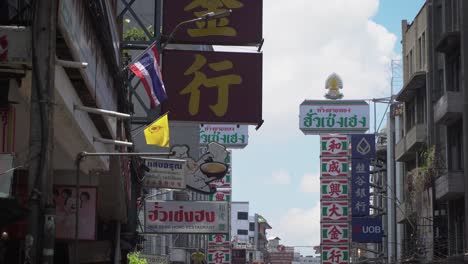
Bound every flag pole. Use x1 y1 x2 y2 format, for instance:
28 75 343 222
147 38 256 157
122 39 158 72
131 111 170 138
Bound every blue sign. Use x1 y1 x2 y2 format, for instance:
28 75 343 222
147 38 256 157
351 134 375 159
351 159 369 216
352 217 383 243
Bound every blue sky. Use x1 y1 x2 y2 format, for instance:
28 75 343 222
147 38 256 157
230 0 425 256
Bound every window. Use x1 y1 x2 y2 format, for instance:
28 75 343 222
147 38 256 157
237 212 248 220
447 122 463 171
237 229 248 235
418 37 422 70
447 55 461 92
409 50 413 76
249 222 255 231
421 32 426 67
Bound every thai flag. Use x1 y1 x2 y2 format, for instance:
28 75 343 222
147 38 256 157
129 44 167 107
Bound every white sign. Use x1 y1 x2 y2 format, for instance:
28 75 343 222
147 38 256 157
143 158 186 189
299 100 369 134
200 125 248 149
144 201 229 234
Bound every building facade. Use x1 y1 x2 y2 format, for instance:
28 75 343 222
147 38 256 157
390 0 468 262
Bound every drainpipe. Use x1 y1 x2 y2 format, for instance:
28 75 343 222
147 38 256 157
460 0 468 259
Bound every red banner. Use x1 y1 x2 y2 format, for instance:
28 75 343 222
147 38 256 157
163 0 263 45
162 50 262 124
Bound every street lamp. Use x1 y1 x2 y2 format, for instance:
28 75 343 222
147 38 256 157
74 151 173 264
161 9 232 49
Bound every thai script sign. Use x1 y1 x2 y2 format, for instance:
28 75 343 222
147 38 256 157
321 245 349 264
321 223 349 244
200 124 248 149
321 201 349 222
162 0 263 45
321 157 349 177
351 159 370 217
351 134 375 159
162 50 263 125
208 234 231 247
299 100 369 135
143 158 186 189
208 248 231 264
53 186 97 240
209 189 232 202
144 201 229 234
352 217 383 243
321 179 349 200
320 135 349 156
139 254 169 264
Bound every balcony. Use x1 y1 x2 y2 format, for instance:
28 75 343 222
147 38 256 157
435 171 464 201
396 72 426 102
434 91 463 125
395 124 427 161
436 31 460 54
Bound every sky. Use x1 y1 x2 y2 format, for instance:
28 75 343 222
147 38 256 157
229 0 425 257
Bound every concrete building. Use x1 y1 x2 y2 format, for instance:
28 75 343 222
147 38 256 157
1 0 131 262
391 0 468 262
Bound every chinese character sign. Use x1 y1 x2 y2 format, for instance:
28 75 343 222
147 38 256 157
321 201 349 222
299 100 369 135
162 50 262 124
351 159 370 217
208 248 231 264
321 157 349 177
321 246 349 264
351 134 375 159
320 135 349 156
208 234 231 247
209 189 231 202
321 179 349 200
321 223 349 244
163 0 262 45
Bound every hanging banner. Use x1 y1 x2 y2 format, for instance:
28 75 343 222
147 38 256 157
208 248 231 264
321 223 350 244
321 201 349 222
143 158 187 189
209 189 232 202
320 179 349 200
200 124 248 149
321 245 349 264
162 0 263 46
320 135 349 156
299 100 369 135
144 201 229 234
162 50 262 125
352 217 383 243
351 159 370 217
350 134 375 159
320 157 349 177
208 234 231 247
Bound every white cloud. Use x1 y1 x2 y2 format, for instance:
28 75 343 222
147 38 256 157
269 170 292 185
248 0 397 142
300 173 320 193
268 202 322 255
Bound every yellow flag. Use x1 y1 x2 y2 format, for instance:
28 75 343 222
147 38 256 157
144 113 170 147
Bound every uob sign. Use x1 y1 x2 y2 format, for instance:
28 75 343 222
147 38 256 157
352 217 383 243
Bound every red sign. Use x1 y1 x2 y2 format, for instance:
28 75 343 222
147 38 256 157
162 50 262 125
162 0 263 45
